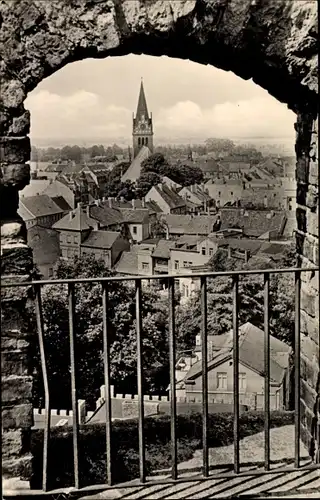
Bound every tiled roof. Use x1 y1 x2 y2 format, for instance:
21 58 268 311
114 249 139 275
20 180 51 198
185 322 291 385
164 214 218 235
51 196 71 211
53 206 97 231
89 203 124 227
154 184 186 209
121 146 151 182
146 200 163 213
220 238 263 253
152 239 176 259
19 195 64 218
82 230 120 249
260 242 289 255
220 209 286 237
27 225 60 266
120 208 149 224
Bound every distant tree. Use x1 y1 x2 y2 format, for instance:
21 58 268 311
60 145 82 163
141 153 169 175
171 163 204 186
90 144 105 158
205 138 235 153
150 219 167 239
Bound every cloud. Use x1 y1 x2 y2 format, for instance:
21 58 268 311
156 97 296 139
26 90 132 140
26 90 295 144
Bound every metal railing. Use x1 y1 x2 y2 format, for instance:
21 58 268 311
2 266 320 495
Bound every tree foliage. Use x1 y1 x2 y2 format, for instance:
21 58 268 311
140 153 203 188
32 256 170 409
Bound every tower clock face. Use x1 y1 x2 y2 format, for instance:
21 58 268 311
140 124 145 130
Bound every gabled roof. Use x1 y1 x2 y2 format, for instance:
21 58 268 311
20 179 51 198
114 249 139 275
51 196 71 212
121 146 151 182
120 208 149 224
220 209 286 237
19 195 64 219
152 239 176 259
163 214 218 235
185 322 291 385
53 205 97 231
152 184 186 209
81 230 120 249
162 176 182 189
89 203 124 227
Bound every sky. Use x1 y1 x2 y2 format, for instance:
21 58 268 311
25 55 296 149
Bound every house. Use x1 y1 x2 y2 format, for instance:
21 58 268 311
18 195 66 229
115 241 158 276
27 225 60 278
162 176 182 190
43 179 78 209
175 322 291 410
81 230 129 267
205 179 244 207
179 184 213 212
145 184 186 214
152 239 176 274
119 208 150 242
19 179 51 198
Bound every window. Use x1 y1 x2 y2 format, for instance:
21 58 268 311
138 137 141 146
142 262 149 270
73 235 77 244
189 262 192 266
239 373 247 390
218 191 221 196
48 267 53 278
209 248 214 256
132 226 137 235
174 260 179 270
183 261 188 267
145 137 148 145
231 191 233 196
185 285 189 297
67 235 71 244
201 247 206 255
141 137 145 145
217 372 227 390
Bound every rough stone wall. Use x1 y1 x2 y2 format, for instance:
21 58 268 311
296 113 319 462
0 0 318 485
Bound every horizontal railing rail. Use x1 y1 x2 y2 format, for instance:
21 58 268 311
1 266 319 494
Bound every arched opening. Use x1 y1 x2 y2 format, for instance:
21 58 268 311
1 1 318 490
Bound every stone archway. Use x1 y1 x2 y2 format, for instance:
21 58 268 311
1 0 318 483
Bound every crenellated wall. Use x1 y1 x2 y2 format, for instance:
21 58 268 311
0 0 318 486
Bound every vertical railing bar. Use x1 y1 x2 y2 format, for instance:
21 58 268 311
68 283 80 489
201 276 209 477
102 283 112 485
168 277 177 480
233 275 240 474
34 284 51 492
136 279 145 483
294 270 301 468
264 272 270 471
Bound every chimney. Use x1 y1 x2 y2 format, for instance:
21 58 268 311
69 211 74 220
108 197 113 208
120 196 124 203
244 250 249 263
95 199 100 206
86 205 90 217
228 246 232 258
132 199 137 210
77 201 83 208
102 196 106 203
78 399 86 425
142 197 146 208
157 183 163 191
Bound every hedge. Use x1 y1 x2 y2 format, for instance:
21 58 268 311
30 410 294 490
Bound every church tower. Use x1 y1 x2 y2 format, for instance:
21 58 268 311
132 79 154 158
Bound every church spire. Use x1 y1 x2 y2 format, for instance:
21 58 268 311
135 78 149 120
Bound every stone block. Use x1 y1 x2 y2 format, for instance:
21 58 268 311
0 80 26 109
0 164 30 190
2 338 18 350
297 183 307 206
2 404 33 430
2 430 28 459
301 284 317 317
300 424 314 457
0 136 30 166
2 454 33 480
301 310 319 345
296 158 309 184
1 350 31 377
10 111 31 136
296 207 307 232
301 354 319 389
309 161 319 186
1 245 33 276
306 185 319 211
303 234 318 263
300 379 317 410
306 210 319 237
2 376 33 403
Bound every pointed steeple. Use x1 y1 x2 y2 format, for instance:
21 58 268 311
136 78 149 120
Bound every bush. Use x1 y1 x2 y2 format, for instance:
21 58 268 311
30 410 294 489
